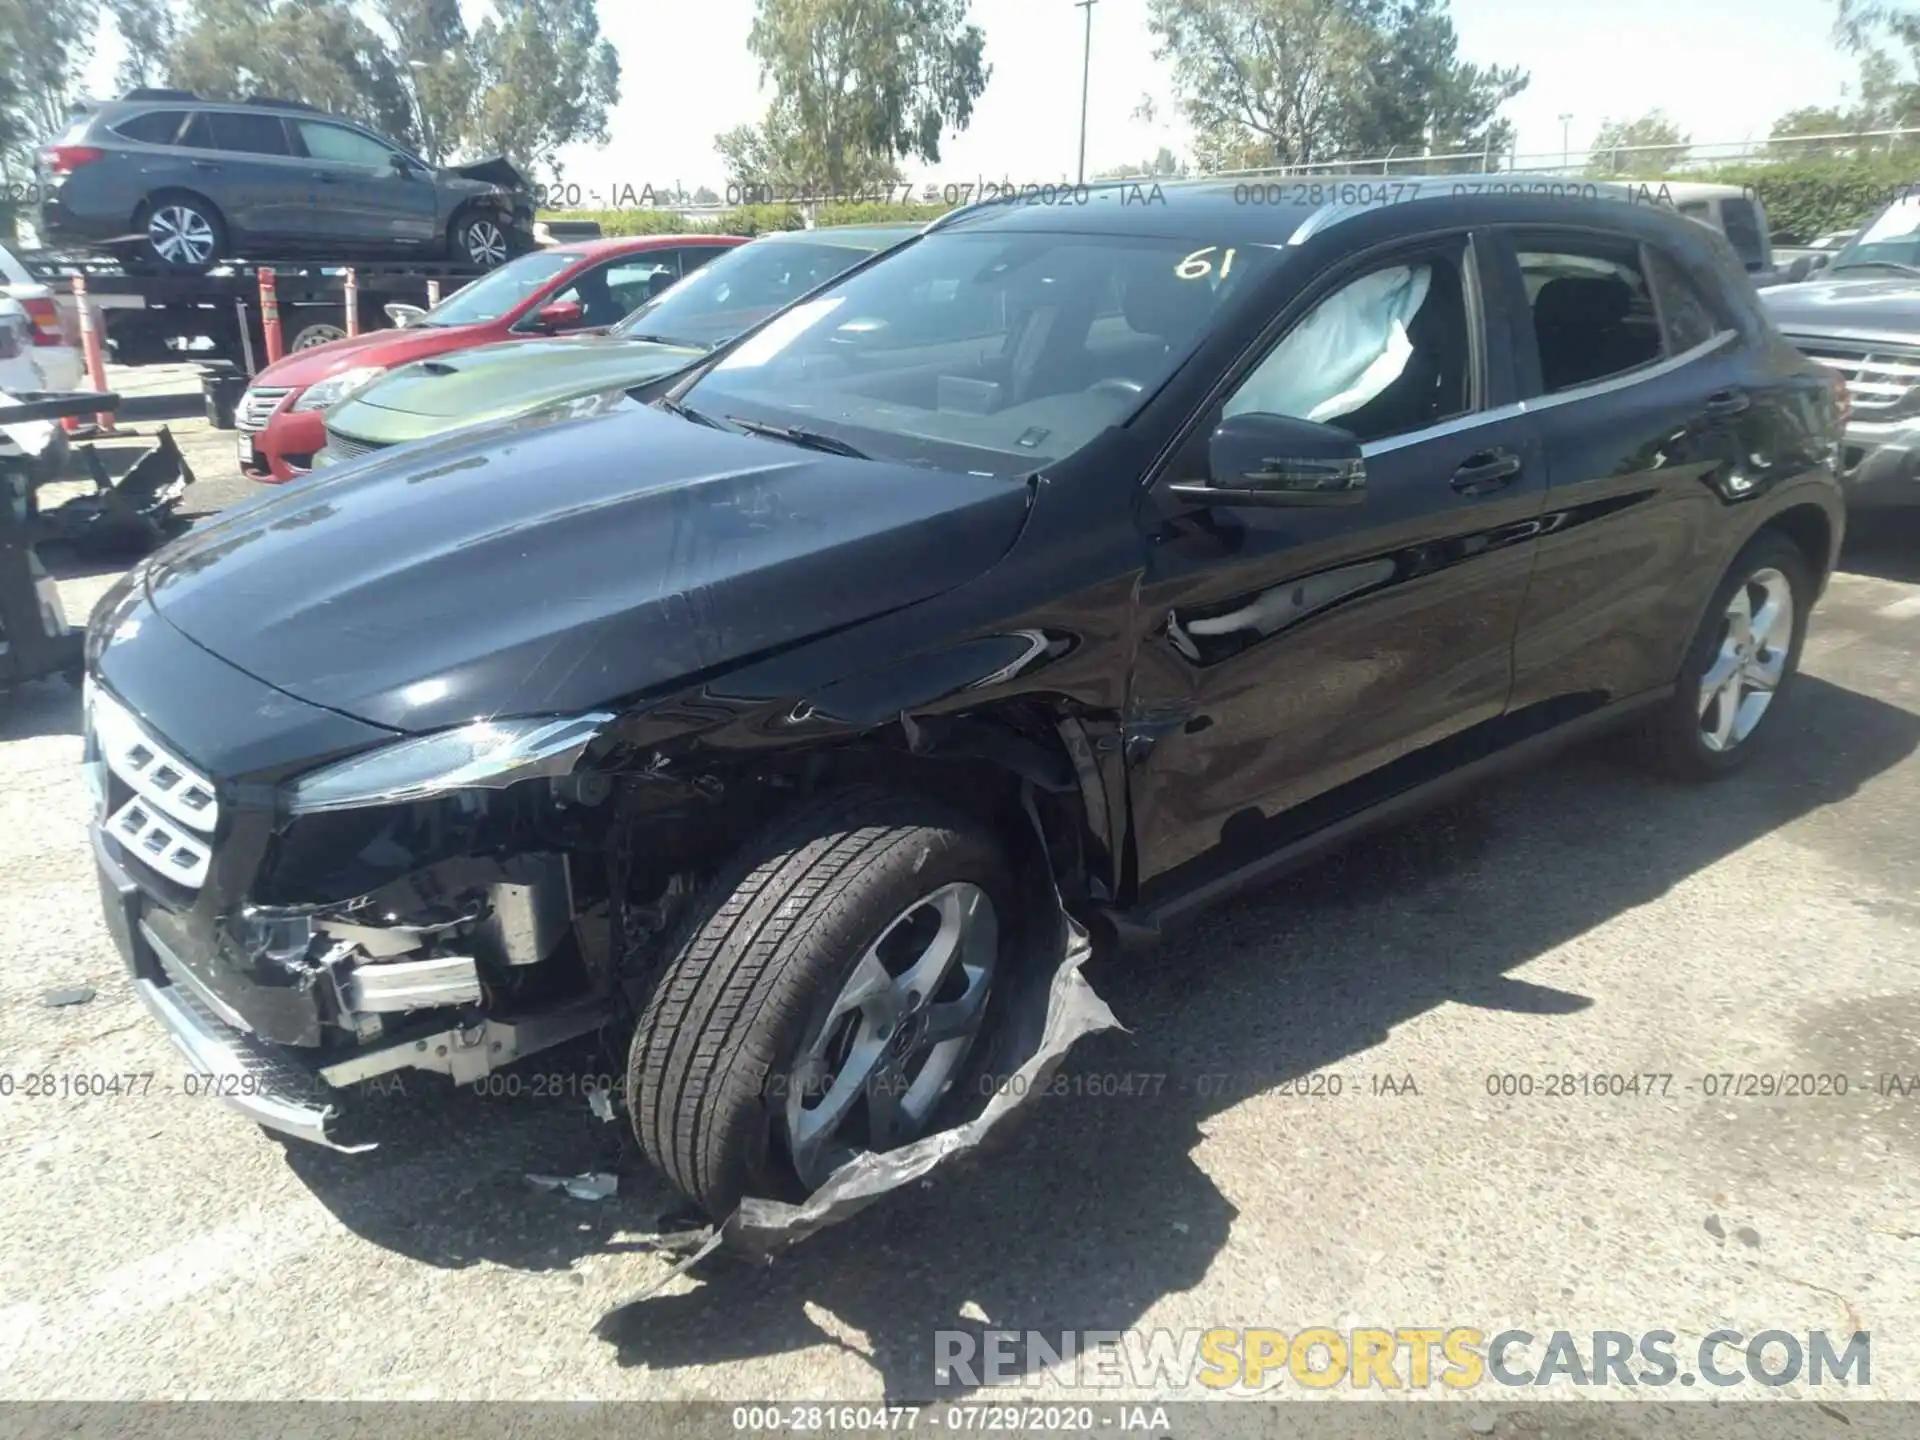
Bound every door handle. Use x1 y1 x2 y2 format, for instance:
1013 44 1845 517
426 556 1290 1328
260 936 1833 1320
1449 449 1523 496
190 160 222 172
311 171 340 183
1705 389 1750 417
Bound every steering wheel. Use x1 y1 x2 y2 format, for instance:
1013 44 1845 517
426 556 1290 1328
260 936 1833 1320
1087 377 1145 399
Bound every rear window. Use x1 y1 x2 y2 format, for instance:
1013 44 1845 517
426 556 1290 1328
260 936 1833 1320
1721 200 1765 271
206 111 292 156
112 110 187 145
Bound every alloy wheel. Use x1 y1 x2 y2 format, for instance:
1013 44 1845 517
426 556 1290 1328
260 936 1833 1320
149 205 216 266
1697 566 1795 753
783 881 999 1188
463 219 508 267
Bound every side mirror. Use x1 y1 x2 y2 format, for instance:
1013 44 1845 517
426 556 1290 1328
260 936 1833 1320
1787 256 1812 283
389 153 415 176
1169 412 1367 508
533 299 585 332
1809 252 1832 272
385 302 427 328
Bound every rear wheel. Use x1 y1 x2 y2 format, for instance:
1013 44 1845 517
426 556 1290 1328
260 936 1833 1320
138 194 226 271
1633 531 1811 780
289 320 348 351
627 786 1012 1219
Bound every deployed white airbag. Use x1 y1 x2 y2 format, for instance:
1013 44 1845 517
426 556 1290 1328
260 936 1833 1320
1226 264 1432 426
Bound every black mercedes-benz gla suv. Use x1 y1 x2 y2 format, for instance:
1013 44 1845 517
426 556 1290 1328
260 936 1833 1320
84 179 1846 1222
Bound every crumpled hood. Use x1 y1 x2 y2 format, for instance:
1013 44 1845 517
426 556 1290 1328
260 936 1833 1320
339 334 701 427
442 155 530 193
141 402 1034 732
1760 275 1920 341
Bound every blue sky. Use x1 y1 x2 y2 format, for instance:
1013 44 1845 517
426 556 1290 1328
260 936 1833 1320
81 0 1866 192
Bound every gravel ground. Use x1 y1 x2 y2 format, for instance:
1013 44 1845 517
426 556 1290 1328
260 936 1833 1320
1 406 1916 1418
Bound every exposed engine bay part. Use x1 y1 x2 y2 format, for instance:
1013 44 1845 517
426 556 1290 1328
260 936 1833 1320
339 953 481 1014
319 1000 607 1090
477 852 574 966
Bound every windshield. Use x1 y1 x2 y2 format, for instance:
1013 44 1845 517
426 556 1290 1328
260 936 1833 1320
611 236 900 349
422 250 580 325
679 229 1278 475
1829 198 1920 273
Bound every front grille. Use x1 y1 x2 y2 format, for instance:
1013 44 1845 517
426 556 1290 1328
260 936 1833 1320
1792 339 1920 416
237 385 293 432
88 687 217 890
320 428 388 465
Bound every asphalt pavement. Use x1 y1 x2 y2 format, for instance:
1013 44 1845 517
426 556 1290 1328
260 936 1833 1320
1 409 1915 1419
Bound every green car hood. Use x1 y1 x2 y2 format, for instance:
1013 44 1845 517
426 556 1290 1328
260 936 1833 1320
326 334 704 445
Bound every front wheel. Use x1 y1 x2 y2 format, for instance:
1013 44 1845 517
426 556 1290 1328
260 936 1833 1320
627 786 1012 1219
1633 530 1812 781
449 211 512 269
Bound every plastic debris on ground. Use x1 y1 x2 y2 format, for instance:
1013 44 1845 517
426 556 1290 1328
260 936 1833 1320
526 1171 619 1201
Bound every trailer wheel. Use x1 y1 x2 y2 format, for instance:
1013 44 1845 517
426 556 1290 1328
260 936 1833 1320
290 320 349 351
627 786 1014 1219
135 192 227 272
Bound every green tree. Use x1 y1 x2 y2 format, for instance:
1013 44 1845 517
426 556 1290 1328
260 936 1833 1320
1586 110 1691 178
692 184 721 205
468 0 620 175
0 0 95 148
169 0 417 143
722 0 989 198
1147 0 1524 173
376 0 476 164
106 0 181 90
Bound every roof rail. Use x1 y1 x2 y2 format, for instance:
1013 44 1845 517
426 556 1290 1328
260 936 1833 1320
122 87 201 103
243 95 327 113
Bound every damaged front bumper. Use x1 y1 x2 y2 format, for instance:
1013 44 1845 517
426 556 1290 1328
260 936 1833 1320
98 824 611 1150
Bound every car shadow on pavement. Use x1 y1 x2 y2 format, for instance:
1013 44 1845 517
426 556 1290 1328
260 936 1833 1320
278 675 1919 1399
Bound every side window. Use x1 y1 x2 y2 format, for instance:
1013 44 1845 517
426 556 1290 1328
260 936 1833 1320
113 110 187 145
1644 247 1722 353
1223 250 1472 445
293 121 394 167
545 256 675 328
176 112 213 150
681 246 727 278
1720 200 1765 272
207 112 292 156
1516 243 1662 393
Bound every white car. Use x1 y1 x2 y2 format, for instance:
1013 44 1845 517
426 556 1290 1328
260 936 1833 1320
0 297 69 475
0 243 85 392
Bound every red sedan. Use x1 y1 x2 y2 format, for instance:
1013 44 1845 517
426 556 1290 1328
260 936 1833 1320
236 233 745 482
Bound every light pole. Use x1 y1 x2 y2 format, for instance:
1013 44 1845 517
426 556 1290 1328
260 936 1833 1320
1559 112 1573 172
1076 0 1099 186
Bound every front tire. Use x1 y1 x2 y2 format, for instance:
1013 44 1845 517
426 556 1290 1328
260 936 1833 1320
1633 530 1811 781
627 786 1013 1219
449 209 512 269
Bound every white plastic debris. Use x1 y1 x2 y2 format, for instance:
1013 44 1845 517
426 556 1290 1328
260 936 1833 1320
588 1086 617 1123
526 1171 619 1201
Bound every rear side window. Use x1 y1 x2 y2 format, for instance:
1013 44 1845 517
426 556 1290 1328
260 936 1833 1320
1644 247 1721 353
112 110 187 145
1516 243 1662 393
206 112 291 156
1720 200 1765 271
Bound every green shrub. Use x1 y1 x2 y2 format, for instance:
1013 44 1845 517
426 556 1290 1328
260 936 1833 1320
539 200 957 240
1678 157 1920 243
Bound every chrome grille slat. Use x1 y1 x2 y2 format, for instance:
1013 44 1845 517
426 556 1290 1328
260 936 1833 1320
1792 340 1920 414
320 428 386 464
88 687 217 892
237 385 293 432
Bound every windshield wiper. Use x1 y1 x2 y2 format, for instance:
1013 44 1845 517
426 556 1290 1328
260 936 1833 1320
724 416 870 459
654 395 724 429
619 331 704 349
1828 260 1920 277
